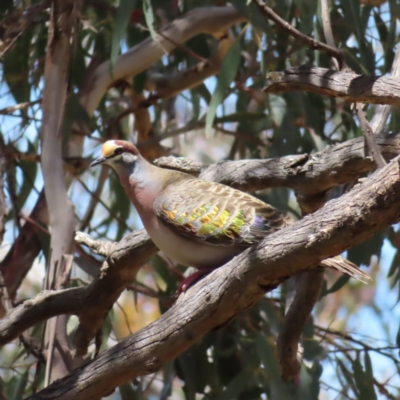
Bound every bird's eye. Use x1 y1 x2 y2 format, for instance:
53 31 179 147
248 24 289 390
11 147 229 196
114 147 124 156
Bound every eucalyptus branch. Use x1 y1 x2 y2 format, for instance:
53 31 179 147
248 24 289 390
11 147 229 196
264 66 400 106
24 156 400 400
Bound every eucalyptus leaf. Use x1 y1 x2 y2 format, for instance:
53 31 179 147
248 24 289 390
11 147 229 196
352 354 377 400
143 0 158 44
205 39 241 136
152 255 178 293
213 368 254 400
8 369 29 400
111 0 138 68
320 274 351 298
119 382 139 400
256 334 295 399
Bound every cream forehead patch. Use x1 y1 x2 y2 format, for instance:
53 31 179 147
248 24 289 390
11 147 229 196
101 141 120 158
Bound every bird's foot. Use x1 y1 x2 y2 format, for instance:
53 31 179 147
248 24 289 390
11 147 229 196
177 268 214 295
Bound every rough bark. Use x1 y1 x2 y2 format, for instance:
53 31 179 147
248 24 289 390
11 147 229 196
0 230 155 347
264 66 400 105
72 231 155 357
155 132 400 195
22 155 400 400
2 132 399 359
5 131 396 357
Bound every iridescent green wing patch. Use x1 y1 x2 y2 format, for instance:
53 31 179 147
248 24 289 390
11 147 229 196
155 200 246 245
154 179 286 247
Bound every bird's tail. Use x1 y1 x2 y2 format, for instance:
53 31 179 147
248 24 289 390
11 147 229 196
320 256 371 284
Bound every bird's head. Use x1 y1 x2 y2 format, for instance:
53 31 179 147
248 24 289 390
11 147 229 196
90 140 140 171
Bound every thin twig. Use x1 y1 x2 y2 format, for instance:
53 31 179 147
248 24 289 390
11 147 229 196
0 0 51 58
127 282 163 299
19 334 47 364
19 213 51 235
0 99 42 115
157 31 213 66
115 301 132 335
252 0 345 69
315 326 400 366
355 104 387 168
126 282 175 308
75 175 132 232
79 166 109 231
372 377 398 400
320 0 339 69
0 29 24 59
1 268 47 363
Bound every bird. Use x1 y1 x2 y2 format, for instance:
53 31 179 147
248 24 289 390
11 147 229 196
90 140 370 291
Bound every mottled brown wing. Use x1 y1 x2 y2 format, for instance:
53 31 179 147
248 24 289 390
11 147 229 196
153 178 287 247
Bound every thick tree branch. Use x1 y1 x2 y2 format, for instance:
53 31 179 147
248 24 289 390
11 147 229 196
80 6 245 114
155 132 400 196
263 66 400 105
254 0 387 178
0 287 86 346
25 156 400 400
253 0 385 171
3 133 398 359
278 270 324 380
73 230 156 357
0 230 155 347
144 28 236 104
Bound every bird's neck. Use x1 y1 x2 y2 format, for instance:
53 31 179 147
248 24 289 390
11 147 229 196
116 158 184 218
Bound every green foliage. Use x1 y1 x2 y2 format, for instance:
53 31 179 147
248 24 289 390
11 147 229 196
348 229 387 267
4 369 29 400
143 0 158 44
119 381 140 400
2 30 31 121
110 173 132 240
0 0 399 399
205 39 242 136
111 0 139 68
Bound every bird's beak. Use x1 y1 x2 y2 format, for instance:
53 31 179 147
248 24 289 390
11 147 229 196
90 157 107 168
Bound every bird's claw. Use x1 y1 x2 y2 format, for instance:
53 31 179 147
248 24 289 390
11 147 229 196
176 268 213 296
